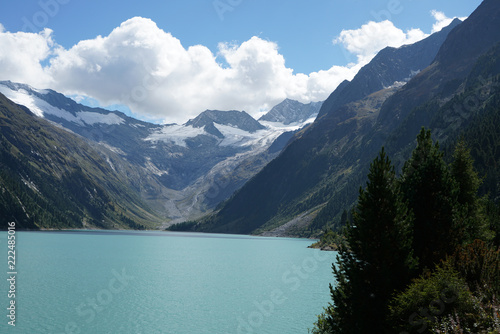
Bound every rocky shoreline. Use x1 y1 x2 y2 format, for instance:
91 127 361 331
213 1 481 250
308 243 339 251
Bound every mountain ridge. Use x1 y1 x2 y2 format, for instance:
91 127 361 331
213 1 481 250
317 18 462 120
0 80 321 227
185 109 266 134
185 3 500 236
259 99 322 125
0 92 163 230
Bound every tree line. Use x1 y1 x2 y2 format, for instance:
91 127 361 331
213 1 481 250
311 128 500 333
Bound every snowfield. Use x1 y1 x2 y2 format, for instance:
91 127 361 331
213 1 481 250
0 83 125 126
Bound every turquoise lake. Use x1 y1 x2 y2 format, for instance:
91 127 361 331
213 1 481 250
0 230 336 334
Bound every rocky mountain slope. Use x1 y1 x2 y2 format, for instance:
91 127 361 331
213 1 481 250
0 81 320 227
317 18 462 120
0 92 162 230
259 99 321 125
187 0 500 236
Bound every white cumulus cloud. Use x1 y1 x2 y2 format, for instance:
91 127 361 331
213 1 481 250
41 17 359 123
431 10 467 33
0 17 358 123
0 28 54 88
0 11 461 124
334 20 428 65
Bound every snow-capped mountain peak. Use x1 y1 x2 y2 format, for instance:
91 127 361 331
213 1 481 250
0 80 126 126
259 98 322 125
0 80 323 222
185 109 266 133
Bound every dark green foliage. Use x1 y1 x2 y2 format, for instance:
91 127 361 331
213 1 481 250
451 139 492 243
340 209 349 226
401 128 459 270
390 241 500 333
350 148 417 277
454 83 500 202
320 148 417 333
485 201 500 247
451 140 482 218
214 1 500 329
309 229 346 250
451 240 500 297
313 129 500 333
389 261 478 334
167 220 198 232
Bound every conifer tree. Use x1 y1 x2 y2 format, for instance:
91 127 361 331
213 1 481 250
340 209 349 226
400 128 459 271
451 138 490 243
325 148 416 333
452 139 482 209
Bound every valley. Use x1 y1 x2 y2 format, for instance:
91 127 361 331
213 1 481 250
0 81 321 229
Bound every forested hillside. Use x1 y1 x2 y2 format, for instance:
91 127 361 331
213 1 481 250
311 129 500 333
0 93 162 230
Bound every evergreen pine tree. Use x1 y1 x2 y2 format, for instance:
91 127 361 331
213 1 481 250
450 138 490 243
325 148 417 333
452 139 482 209
340 209 349 226
401 128 459 271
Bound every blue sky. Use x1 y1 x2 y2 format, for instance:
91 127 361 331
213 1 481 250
0 0 483 123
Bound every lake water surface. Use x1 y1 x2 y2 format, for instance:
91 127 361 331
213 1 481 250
0 230 336 334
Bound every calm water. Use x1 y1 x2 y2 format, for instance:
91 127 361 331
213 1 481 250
0 230 336 334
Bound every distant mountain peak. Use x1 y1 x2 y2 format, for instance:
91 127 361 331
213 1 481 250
185 109 265 133
0 80 47 94
317 18 462 119
259 99 322 125
433 0 500 74
0 80 130 126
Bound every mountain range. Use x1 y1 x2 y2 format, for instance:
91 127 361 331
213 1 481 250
0 80 320 228
184 0 500 236
1 0 499 234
